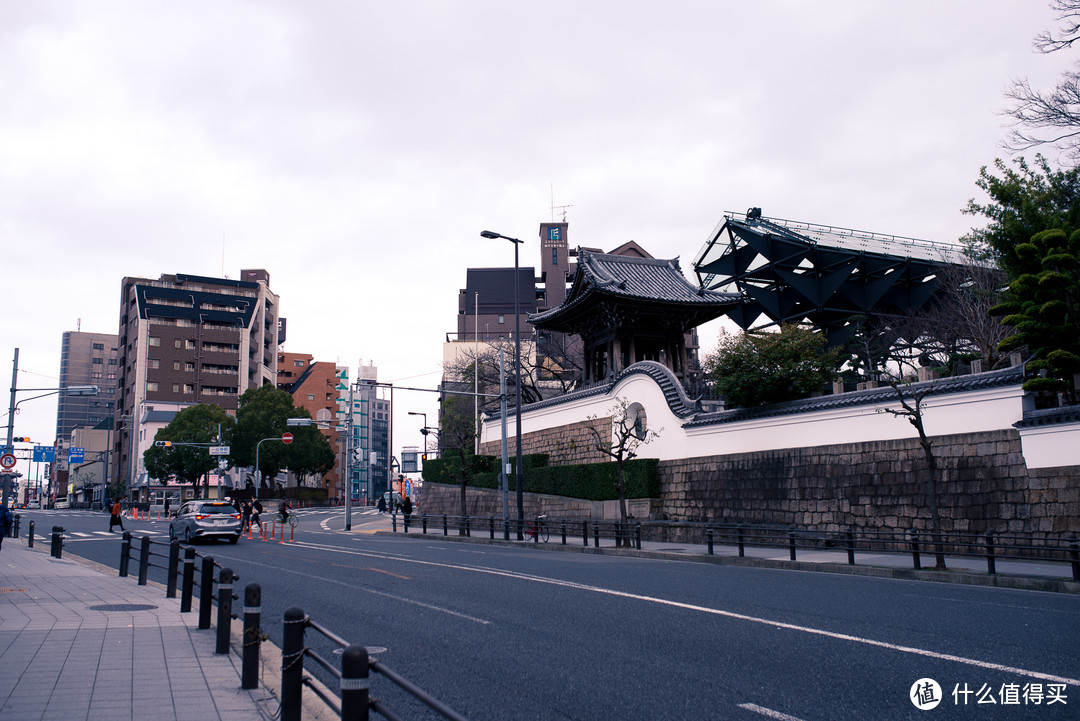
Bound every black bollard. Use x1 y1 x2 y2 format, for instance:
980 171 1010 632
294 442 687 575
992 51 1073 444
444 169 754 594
422 513 428 534
847 530 856 565
561 520 567 546
216 568 234 654
706 527 714 555
27 520 34 548
593 520 600 548
199 556 215 630
911 531 922 570
138 535 151 585
242 584 262 690
51 526 64 558
985 533 997 575
788 531 797 561
180 547 196 613
340 644 370 720
119 531 132 576
281 606 307 721
166 540 180 598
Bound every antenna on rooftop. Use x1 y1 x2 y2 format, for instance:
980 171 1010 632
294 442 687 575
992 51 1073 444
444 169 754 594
549 184 573 222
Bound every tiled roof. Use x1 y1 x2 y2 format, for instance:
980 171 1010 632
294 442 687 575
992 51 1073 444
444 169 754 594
1014 405 1080 428
530 249 742 327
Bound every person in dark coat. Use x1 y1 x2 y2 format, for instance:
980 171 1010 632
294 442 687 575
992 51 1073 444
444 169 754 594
401 496 413 517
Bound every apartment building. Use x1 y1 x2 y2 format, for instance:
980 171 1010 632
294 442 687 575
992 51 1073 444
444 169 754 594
277 351 348 498
114 270 280 495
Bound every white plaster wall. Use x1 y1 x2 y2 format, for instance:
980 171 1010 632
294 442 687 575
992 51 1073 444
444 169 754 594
482 374 1028 462
1018 423 1080 468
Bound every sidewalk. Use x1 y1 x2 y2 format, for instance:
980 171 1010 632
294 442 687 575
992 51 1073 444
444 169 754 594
0 538 278 721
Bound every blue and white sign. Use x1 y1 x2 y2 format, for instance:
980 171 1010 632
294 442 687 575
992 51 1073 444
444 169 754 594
405 479 412 497
32 446 56 463
69 447 85 463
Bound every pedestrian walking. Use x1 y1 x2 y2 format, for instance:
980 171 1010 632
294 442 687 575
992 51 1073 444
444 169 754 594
109 500 125 532
251 499 263 531
163 497 171 517
0 501 13 552
242 500 252 531
377 495 387 514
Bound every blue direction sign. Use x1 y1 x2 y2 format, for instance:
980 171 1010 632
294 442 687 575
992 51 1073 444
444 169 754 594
32 446 56 463
69 447 85 463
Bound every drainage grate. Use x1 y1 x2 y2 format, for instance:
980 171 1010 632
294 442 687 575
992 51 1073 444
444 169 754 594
88 604 158 612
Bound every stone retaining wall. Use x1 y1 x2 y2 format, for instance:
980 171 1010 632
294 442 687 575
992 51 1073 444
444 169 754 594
430 429 1079 534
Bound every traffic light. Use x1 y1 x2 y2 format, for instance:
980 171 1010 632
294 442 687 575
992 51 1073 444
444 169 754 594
154 440 172 447
421 453 428 462
14 436 30 442
420 428 428 436
352 448 363 460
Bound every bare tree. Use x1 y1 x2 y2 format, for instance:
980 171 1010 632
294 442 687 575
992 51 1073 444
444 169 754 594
1004 0 1080 164
442 334 583 410
876 378 947 569
580 398 661 547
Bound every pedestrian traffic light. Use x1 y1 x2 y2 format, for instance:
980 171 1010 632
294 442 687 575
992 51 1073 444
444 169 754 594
154 440 172 447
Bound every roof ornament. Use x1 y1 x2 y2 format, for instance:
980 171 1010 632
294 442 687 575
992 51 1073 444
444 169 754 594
747 207 762 220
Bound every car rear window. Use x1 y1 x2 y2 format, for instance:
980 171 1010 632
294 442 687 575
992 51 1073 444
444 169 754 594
198 504 237 515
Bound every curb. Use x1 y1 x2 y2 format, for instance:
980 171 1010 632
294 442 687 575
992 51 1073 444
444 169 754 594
374 530 1080 594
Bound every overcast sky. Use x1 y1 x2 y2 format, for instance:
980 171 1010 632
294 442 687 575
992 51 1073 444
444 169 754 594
1 1 1073 458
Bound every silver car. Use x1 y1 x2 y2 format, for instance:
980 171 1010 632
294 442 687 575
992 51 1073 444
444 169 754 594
169 500 242 544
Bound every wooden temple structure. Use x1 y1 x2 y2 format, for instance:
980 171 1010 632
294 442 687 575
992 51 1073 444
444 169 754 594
529 249 743 385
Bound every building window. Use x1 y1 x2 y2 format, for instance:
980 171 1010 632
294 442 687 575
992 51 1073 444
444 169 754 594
174 339 182 348
149 337 161 347
295 360 305 368
91 357 103 365
147 382 159 391
91 372 103 379
308 394 315 401
173 361 181 371
108 358 117 365
92 342 104 350
183 384 194 394
498 315 505 324
185 362 195 372
172 384 180 393
551 247 558 266
185 340 196 350
148 359 159 369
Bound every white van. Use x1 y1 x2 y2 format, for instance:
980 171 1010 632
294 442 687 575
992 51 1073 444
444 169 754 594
54 498 70 509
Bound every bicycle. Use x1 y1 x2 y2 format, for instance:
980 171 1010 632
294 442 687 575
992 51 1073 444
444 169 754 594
274 511 299 529
523 514 549 543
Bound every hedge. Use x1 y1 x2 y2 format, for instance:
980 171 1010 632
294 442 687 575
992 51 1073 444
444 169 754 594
422 454 659 501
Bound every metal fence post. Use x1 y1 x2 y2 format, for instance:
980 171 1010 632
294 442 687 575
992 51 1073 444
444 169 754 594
465 515 471 538
706 526 714 556
911 531 922 570
737 527 745 557
489 516 494 539
12 514 19 538
199 556 215 630
403 513 410 533
392 513 397 533
985 533 997 575
216 568 234 654
504 518 510 541
242 583 262 690
138 535 151 585
582 520 588 546
281 606 306 721
561 520 567 545
180 547 196 613
788 531 797 561
341 644 370 721
846 530 856 565
166 540 180 598
443 514 448 536
593 520 600 548
635 522 642 550
422 513 428 534
27 520 34 548
1069 534 1079 582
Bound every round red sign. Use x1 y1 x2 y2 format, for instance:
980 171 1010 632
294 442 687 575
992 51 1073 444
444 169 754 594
0 453 16 470
281 432 293 444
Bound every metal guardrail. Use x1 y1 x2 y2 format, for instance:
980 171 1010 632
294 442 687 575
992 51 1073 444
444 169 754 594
113 532 466 720
391 514 1080 580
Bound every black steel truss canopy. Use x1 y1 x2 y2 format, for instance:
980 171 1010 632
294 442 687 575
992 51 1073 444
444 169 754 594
692 209 974 345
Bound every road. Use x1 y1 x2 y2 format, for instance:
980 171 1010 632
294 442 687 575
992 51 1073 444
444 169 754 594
22 507 1080 720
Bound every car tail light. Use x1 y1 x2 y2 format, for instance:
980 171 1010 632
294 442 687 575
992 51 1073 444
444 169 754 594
231 514 240 520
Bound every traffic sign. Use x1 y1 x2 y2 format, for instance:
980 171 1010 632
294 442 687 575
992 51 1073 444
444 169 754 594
0 453 15 470
209 446 230 456
69 447 85 463
32 446 56 463
281 432 293 444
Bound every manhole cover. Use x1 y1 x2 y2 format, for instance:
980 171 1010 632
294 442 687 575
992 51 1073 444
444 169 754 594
333 646 387 656
88 604 158 612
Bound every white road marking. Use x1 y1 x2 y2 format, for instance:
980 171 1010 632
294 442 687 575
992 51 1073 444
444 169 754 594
737 703 806 721
286 539 1080 687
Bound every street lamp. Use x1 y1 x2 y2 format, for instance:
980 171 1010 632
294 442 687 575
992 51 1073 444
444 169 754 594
407 411 427 461
480 230 525 537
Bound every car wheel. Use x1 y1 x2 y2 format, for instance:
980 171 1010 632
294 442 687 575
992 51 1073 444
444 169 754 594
184 527 192 544
169 526 175 541
228 535 239 544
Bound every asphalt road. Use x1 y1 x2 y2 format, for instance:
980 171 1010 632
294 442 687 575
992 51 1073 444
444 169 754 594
25 507 1080 721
